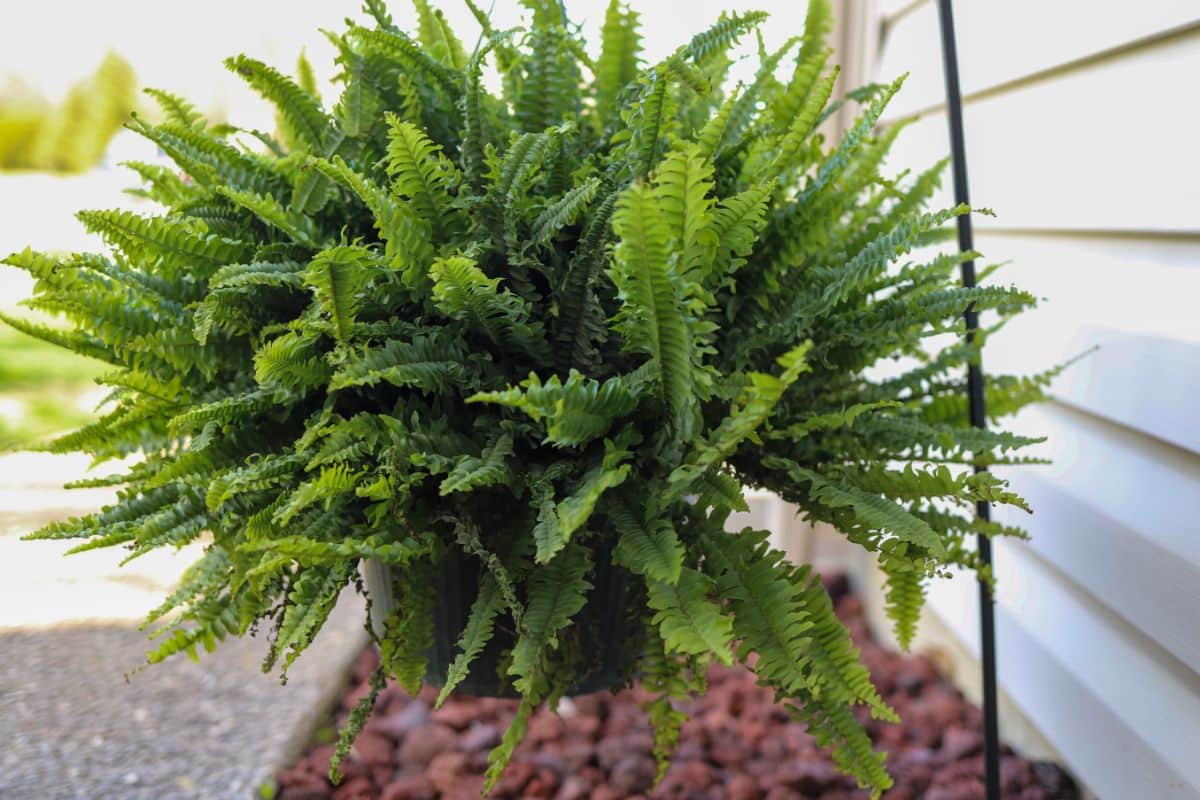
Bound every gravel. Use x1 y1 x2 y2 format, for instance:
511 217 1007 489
0 456 370 800
277 575 1081 799
0 593 366 800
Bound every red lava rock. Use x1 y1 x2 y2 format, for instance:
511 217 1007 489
940 726 985 762
926 779 987 800
369 700 431 739
278 783 331 800
445 775 485 800
1001 756 1037 795
779 759 843 794
523 767 561 797
350 730 394 767
559 742 595 771
822 572 851 603
564 712 602 740
330 776 373 800
493 760 536 795
306 744 336 774
528 711 566 743
342 680 374 711
529 751 570 778
764 787 804 800
605 704 641 735
278 573 1076 800
738 717 770 747
460 721 501 752
432 701 477 730
277 767 319 788
728 773 761 800
569 693 604 716
610 754 657 795
672 758 715 791
427 751 468 794
397 723 457 767
894 656 938 697
578 765 606 786
597 732 651 770
554 775 592 800
709 731 748 767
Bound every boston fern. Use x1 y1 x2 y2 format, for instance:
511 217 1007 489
4 0 1054 795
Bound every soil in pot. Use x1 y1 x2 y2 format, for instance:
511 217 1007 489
276 574 1080 800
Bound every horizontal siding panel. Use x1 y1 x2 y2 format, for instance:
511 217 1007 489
999 403 1200 567
877 0 1198 118
989 322 1200 456
925 545 1200 798
998 472 1200 673
976 234 1200 344
1050 329 1200 453
978 235 1200 451
881 32 1200 232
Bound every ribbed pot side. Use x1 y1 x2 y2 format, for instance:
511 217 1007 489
361 540 636 698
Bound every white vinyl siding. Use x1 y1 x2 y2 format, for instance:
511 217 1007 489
859 2 1200 797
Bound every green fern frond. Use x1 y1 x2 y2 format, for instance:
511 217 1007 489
509 544 591 694
469 368 641 447
412 0 467 69
647 567 733 665
484 697 534 792
528 177 601 249
384 115 461 223
349 25 462 97
515 1 582 132
609 496 684 585
429 254 549 360
76 209 248 276
331 334 468 392
668 341 811 497
655 142 717 279
217 187 321 246
226 55 334 152
595 0 642 121
304 245 371 342
440 432 514 495
11 7 1054 795
144 88 204 128
880 552 925 650
550 446 631 558
437 574 505 706
608 181 696 431
378 558 437 692
765 457 946 556
680 11 769 66
329 666 385 783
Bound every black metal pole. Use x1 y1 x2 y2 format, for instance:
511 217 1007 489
934 2 1001 799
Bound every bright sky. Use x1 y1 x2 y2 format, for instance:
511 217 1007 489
1 1 807 132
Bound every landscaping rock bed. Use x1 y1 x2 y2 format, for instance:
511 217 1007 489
276 577 1078 799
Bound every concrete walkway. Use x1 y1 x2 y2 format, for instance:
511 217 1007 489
0 453 367 800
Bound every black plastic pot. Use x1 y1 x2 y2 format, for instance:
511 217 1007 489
362 542 637 697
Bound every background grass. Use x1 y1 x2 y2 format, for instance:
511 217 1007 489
0 326 104 450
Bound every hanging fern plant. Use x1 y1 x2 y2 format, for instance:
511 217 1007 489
3 0 1057 795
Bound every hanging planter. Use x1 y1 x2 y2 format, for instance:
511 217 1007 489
361 536 636 698
3 0 1058 796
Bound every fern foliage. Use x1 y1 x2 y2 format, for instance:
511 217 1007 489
5 2 1054 796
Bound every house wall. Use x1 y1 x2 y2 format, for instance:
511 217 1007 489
842 3 1200 797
